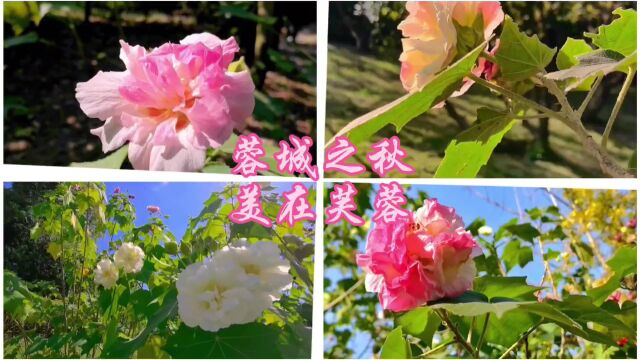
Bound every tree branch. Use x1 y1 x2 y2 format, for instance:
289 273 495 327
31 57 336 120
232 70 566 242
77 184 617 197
323 277 364 312
498 321 543 359
473 74 633 178
475 313 490 356
435 309 476 357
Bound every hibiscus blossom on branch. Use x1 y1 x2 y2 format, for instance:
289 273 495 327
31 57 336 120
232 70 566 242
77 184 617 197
398 1 503 95
357 198 481 312
76 33 255 172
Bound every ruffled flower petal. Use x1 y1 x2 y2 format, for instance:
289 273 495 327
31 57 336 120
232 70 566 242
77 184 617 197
76 71 128 120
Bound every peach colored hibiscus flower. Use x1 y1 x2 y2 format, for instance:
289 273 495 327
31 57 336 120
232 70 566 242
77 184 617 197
357 198 481 312
398 1 504 95
76 33 255 171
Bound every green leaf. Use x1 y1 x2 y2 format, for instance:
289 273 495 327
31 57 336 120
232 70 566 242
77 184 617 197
585 8 637 56
70 145 128 169
329 40 488 146
434 108 515 178
546 49 636 83
518 302 587 335
397 307 430 336
380 326 410 359
227 56 248 73
474 276 541 300
601 300 637 341
202 163 232 174
101 287 178 358
555 38 596 91
4 32 38 48
429 291 530 318
588 246 637 304
3 1 40 35
571 241 594 264
219 5 277 25
477 310 537 347
502 240 533 271
556 295 636 338
543 249 561 261
164 323 283 358
518 296 634 346
422 311 441 348
557 38 594 70
505 223 541 243
495 16 556 80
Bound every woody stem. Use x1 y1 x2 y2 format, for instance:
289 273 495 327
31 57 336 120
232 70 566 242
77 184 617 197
435 309 476 357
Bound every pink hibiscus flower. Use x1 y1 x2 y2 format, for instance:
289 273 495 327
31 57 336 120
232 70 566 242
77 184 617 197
357 198 481 312
398 1 504 96
147 205 160 214
76 33 255 172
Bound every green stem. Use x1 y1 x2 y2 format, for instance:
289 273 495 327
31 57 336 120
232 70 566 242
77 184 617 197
475 313 490 356
270 227 313 289
539 76 574 117
419 340 456 358
59 202 69 358
577 75 603 116
323 277 364 311
59 208 68 330
75 212 91 333
108 286 118 319
602 67 636 149
498 320 543 359
511 113 550 121
435 309 476 357
467 317 475 343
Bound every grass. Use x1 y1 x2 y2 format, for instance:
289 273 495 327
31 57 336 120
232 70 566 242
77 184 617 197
325 44 636 178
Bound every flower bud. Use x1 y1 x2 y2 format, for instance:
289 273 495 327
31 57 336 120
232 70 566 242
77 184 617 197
165 241 179 255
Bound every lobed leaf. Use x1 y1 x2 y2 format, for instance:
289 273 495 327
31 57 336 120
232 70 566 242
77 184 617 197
502 240 533 271
396 307 440 347
434 108 515 178
164 322 283 358
587 245 637 304
585 8 637 57
429 291 531 319
495 16 556 80
380 326 410 359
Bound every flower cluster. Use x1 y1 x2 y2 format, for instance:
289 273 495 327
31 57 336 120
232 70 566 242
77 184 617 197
76 33 255 172
176 241 292 332
94 242 145 289
357 198 481 312
398 1 503 94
